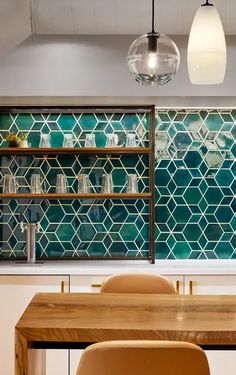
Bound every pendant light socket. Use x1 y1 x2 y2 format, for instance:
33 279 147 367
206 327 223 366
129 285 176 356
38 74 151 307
147 33 159 53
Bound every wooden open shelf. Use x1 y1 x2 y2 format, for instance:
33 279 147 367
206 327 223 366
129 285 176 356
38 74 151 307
0 193 152 200
0 147 151 156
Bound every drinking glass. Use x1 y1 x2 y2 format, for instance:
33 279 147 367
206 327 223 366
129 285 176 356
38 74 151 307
63 134 74 148
30 174 43 194
39 133 51 148
105 133 118 147
126 174 138 193
78 174 91 193
126 133 137 147
84 134 96 148
3 174 18 194
102 174 113 193
56 174 69 193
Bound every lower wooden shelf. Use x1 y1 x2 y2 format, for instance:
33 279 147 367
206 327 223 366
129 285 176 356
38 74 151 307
0 147 151 155
0 193 152 200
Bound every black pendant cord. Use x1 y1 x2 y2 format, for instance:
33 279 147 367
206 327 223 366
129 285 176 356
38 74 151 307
151 0 155 33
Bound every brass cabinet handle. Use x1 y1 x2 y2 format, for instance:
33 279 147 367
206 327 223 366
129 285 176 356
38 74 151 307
189 280 193 295
91 283 102 288
61 280 65 293
176 280 180 295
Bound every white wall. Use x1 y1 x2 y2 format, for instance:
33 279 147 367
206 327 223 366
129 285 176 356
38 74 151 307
0 35 235 105
0 0 31 58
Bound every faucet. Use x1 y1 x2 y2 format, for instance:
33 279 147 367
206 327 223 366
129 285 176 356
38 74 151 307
20 220 40 263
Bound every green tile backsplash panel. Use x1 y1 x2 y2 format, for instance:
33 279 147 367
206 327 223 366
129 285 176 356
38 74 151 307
0 109 235 260
0 154 149 194
0 199 149 259
155 109 236 260
0 113 149 148
0 112 150 259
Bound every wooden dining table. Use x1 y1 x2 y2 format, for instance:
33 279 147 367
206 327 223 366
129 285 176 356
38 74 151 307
15 292 236 375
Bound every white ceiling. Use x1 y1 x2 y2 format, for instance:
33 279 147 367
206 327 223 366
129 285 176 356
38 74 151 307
31 0 236 35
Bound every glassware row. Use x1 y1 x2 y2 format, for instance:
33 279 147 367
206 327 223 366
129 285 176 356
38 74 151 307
1 173 139 194
37 132 138 148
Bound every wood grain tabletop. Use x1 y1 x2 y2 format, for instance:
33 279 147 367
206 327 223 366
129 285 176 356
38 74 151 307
15 292 236 375
16 292 236 345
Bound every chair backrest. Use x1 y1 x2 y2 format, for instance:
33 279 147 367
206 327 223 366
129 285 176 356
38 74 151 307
100 273 176 294
76 340 210 375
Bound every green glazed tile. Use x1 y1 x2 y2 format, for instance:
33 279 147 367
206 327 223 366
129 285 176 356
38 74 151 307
172 242 191 259
1 109 236 260
15 114 34 131
205 114 223 131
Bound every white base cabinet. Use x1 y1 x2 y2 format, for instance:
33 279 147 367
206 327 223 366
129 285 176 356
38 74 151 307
185 275 236 375
1 271 236 375
0 275 69 375
185 275 236 295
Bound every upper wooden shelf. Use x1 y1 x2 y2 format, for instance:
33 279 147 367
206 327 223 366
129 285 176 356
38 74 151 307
0 193 152 200
0 147 151 156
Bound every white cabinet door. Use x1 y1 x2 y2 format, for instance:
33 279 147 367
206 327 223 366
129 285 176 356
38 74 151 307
185 275 236 296
70 275 110 293
69 274 184 375
0 275 69 375
185 275 236 375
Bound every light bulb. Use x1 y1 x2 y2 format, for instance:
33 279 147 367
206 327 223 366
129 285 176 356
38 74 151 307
147 53 157 69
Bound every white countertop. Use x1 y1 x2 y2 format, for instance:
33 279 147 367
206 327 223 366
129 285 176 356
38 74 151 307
1 260 236 275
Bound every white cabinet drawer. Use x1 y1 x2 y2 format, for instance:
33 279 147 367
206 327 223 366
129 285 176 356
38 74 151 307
0 275 69 375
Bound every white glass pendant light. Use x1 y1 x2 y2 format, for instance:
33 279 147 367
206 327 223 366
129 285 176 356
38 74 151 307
127 0 180 86
188 0 226 84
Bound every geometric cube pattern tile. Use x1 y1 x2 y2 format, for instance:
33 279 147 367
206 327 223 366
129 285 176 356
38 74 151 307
0 154 149 194
0 111 150 260
0 198 150 259
155 109 236 259
0 109 235 260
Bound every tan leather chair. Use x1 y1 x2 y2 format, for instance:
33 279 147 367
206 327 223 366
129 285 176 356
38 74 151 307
100 273 176 294
76 340 210 375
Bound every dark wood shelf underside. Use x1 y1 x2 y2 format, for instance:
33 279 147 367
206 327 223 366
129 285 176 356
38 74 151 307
0 147 151 156
0 193 152 200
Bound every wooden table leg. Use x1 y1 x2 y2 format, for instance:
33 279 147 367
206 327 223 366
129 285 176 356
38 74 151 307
15 330 28 375
15 329 46 375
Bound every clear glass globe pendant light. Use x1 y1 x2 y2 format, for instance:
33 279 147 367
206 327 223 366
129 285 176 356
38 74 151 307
188 0 226 84
127 0 180 86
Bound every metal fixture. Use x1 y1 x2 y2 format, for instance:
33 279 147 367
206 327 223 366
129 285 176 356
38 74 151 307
127 0 180 86
20 220 40 263
187 0 226 84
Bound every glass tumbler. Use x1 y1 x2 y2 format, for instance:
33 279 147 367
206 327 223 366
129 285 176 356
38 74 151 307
56 174 69 194
102 174 113 193
3 174 18 194
126 174 138 193
105 133 118 147
84 134 96 148
126 133 137 147
30 174 43 194
39 133 51 148
63 134 74 148
78 174 91 194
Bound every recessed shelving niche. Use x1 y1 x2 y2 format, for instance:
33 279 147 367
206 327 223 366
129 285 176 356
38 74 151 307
0 106 155 262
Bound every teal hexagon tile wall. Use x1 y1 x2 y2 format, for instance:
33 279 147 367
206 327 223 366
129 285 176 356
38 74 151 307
155 109 236 260
0 109 236 260
0 198 149 259
0 111 150 260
